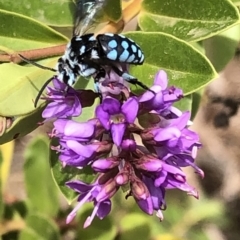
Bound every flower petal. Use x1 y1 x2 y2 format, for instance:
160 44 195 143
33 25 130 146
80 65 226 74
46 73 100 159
122 97 139 123
96 200 111 219
66 140 98 157
42 101 68 118
66 180 94 193
102 97 121 114
154 70 168 89
111 123 126 146
96 105 110 130
154 127 181 141
64 121 95 138
136 197 154 215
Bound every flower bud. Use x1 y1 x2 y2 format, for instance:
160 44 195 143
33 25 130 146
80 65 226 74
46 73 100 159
92 157 119 172
115 172 129 185
96 179 118 202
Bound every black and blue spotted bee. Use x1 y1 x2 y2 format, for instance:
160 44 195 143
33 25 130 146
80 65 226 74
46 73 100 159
57 32 146 87
20 0 148 106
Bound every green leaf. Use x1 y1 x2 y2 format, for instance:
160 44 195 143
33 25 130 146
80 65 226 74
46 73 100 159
119 213 151 240
125 32 217 94
232 0 240 6
24 136 59 217
76 207 117 240
139 0 240 42
0 59 57 116
103 0 122 22
50 139 95 203
0 0 122 27
0 9 68 51
19 213 60 240
19 228 42 240
174 95 192 113
0 105 44 145
0 0 75 27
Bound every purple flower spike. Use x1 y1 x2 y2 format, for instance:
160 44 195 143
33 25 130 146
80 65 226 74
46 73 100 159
45 68 203 227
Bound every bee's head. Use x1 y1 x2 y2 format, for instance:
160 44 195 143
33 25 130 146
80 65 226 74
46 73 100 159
57 57 76 86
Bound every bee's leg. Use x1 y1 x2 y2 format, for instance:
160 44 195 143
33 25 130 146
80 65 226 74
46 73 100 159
108 64 150 91
93 67 106 103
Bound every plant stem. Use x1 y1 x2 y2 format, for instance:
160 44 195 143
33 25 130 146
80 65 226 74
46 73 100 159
0 0 142 64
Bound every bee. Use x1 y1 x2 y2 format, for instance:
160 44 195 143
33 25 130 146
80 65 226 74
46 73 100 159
20 0 148 107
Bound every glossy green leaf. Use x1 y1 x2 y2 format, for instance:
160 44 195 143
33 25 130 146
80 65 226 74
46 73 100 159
24 136 59 217
174 95 192 113
19 214 60 240
0 0 122 28
119 213 151 240
76 207 117 240
125 32 217 94
0 59 58 116
139 0 240 42
50 139 94 203
0 105 44 145
0 9 68 51
0 0 75 27
104 0 122 22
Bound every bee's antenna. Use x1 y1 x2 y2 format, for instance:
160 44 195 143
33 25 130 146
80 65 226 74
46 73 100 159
19 54 57 72
34 76 56 107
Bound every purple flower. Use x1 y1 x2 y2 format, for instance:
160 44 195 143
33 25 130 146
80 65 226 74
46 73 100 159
52 119 95 140
42 78 82 119
96 64 130 97
66 172 119 228
143 176 166 220
45 69 203 227
96 96 139 146
139 70 183 114
51 119 112 167
142 111 200 154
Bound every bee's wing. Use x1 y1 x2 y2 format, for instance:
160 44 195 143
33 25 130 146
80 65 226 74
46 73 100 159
73 0 106 36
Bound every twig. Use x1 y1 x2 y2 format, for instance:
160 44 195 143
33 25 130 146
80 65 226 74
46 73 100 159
0 0 142 63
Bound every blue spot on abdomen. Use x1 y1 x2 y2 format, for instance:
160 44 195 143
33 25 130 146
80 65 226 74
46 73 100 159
119 50 129 62
108 40 117 49
107 50 118 60
121 41 129 49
